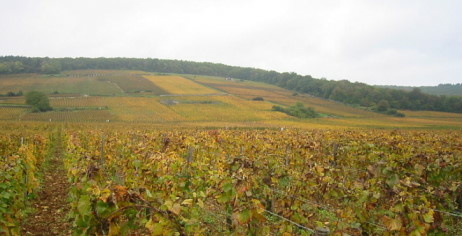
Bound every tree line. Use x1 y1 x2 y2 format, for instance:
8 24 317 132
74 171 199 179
378 84 462 97
1 56 461 113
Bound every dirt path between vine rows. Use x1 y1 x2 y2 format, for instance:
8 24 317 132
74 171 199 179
21 133 72 235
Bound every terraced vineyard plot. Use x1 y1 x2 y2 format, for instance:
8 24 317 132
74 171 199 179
0 107 27 120
97 73 167 94
49 96 107 108
192 76 379 118
163 95 288 122
0 97 24 105
400 110 462 118
0 70 461 128
21 110 116 122
101 97 184 122
146 75 218 95
0 74 120 95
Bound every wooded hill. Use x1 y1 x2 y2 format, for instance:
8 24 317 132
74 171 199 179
378 84 462 97
1 56 461 113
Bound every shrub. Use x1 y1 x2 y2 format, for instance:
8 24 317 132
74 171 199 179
25 91 52 112
272 102 319 118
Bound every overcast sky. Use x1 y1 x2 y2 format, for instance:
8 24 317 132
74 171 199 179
1 0 461 86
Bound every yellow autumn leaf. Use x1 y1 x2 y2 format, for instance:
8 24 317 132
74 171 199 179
169 203 181 215
423 209 434 223
181 199 193 206
382 216 402 231
108 222 120 236
197 199 204 208
251 199 265 214
145 218 155 231
146 219 164 236
315 166 324 175
99 188 111 202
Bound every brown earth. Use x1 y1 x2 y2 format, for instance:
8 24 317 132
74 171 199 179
21 145 71 235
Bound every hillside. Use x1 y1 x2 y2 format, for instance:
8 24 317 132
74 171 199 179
1 70 462 129
378 84 462 96
1 56 462 114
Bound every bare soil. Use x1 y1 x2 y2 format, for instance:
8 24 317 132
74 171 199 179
21 145 71 235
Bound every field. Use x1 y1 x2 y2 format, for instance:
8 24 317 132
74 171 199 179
1 123 461 235
0 73 122 96
145 75 218 95
0 70 461 129
0 70 461 234
0 107 27 120
190 76 381 118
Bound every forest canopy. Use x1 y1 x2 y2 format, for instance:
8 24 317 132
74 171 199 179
1 56 461 113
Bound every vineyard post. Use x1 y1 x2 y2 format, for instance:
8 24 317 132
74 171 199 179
100 133 105 167
331 142 339 166
187 146 194 164
186 146 194 182
266 160 274 212
285 144 290 166
21 137 28 204
226 153 235 231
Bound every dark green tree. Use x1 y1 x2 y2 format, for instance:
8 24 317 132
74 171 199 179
272 102 318 118
377 100 390 112
25 91 52 112
40 60 62 74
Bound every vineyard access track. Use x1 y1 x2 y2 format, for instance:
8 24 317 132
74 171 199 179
21 130 72 235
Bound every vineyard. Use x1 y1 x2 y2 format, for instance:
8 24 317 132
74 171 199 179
0 70 462 235
61 128 462 235
1 70 462 129
145 75 217 95
0 125 50 235
190 76 380 118
0 123 461 235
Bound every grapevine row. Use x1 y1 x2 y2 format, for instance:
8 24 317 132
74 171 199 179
63 128 462 235
0 130 49 235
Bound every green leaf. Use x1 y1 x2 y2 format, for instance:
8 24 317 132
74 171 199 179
423 210 434 223
95 200 113 217
133 159 142 168
145 189 153 198
222 183 233 193
217 194 231 203
386 174 399 188
77 195 92 216
237 209 252 224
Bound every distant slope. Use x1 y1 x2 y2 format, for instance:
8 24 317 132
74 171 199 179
1 56 462 113
378 84 462 96
190 75 380 118
0 70 462 128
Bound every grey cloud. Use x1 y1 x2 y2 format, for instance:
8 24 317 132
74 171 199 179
1 0 461 86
